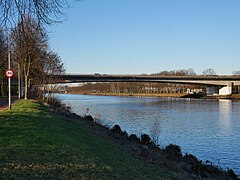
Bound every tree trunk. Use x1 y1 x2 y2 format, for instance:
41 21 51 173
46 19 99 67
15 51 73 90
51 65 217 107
23 57 31 99
24 74 28 99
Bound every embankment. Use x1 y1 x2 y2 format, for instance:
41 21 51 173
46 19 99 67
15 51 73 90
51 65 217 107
0 100 183 179
0 99 238 179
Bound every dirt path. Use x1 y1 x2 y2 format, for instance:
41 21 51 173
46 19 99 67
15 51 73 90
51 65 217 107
0 97 17 111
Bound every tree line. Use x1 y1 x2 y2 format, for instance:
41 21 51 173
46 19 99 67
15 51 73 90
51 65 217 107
153 68 213 76
67 82 204 95
0 0 70 99
0 16 65 99
151 68 240 76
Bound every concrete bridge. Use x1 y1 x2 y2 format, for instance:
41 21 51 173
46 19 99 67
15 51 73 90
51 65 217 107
54 74 240 95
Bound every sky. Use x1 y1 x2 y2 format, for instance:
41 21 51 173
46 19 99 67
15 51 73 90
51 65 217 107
49 0 240 75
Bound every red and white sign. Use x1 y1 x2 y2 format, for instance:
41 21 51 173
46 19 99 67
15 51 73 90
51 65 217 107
5 69 14 78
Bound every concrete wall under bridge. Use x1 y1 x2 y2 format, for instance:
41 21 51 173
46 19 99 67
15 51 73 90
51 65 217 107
219 83 232 95
207 83 237 96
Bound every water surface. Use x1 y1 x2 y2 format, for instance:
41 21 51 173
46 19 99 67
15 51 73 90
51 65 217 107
57 94 240 175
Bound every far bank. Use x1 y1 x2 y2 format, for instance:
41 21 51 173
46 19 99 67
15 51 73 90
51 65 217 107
64 92 240 100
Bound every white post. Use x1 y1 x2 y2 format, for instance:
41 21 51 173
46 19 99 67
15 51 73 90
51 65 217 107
8 35 11 110
18 63 21 99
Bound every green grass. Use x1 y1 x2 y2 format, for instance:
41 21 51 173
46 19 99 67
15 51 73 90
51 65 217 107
0 100 175 179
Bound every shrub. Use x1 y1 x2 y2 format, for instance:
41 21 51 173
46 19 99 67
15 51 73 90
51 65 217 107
141 134 151 145
226 169 238 179
45 95 71 113
84 115 94 122
110 125 122 134
165 144 182 159
184 153 203 175
128 134 139 142
46 95 62 109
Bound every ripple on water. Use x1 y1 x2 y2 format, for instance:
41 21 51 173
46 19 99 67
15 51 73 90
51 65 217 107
57 94 240 175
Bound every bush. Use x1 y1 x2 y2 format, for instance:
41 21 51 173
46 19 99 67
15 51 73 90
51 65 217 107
46 96 62 108
165 144 182 159
110 125 122 134
84 115 94 122
141 134 151 145
184 153 203 175
45 95 71 113
128 134 140 142
226 169 238 179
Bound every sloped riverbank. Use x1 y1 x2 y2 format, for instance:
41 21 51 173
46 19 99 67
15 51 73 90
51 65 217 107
47 98 239 179
0 99 238 179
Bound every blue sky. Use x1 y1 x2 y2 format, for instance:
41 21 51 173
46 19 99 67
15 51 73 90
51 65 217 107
49 0 240 75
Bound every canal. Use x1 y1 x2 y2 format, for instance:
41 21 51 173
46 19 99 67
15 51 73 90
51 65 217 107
57 93 240 175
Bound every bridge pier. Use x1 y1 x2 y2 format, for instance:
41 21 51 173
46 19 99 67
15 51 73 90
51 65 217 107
207 82 233 96
219 82 233 95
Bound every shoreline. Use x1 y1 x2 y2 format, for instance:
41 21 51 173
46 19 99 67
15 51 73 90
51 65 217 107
58 105 239 179
45 97 239 179
67 92 191 98
65 92 240 100
1 99 238 179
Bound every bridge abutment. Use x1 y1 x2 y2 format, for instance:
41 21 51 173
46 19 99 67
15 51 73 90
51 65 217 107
219 82 233 95
207 83 233 96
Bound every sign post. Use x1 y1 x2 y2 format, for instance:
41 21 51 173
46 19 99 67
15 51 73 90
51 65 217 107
6 33 12 110
5 69 14 110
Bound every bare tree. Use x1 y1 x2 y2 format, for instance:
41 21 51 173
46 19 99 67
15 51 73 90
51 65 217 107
186 68 197 76
232 71 240 76
155 68 197 76
11 16 65 99
11 16 48 99
150 120 161 145
0 0 70 28
202 68 216 76
41 51 65 98
44 51 65 78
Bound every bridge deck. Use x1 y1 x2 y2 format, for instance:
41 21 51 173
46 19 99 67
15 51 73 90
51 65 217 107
54 74 240 86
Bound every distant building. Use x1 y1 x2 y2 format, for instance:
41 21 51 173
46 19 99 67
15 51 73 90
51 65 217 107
187 88 203 94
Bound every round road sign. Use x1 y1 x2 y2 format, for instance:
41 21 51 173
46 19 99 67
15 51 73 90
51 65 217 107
5 69 14 78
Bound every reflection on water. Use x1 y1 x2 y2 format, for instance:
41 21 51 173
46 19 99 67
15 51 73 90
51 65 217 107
219 99 232 131
57 94 240 175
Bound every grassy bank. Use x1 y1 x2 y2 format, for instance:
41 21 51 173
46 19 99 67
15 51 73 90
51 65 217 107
0 100 176 179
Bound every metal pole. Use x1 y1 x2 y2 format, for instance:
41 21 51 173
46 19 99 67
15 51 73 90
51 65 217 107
18 64 20 99
8 35 11 110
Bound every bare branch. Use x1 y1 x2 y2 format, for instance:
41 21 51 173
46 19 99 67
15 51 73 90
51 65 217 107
0 0 70 28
